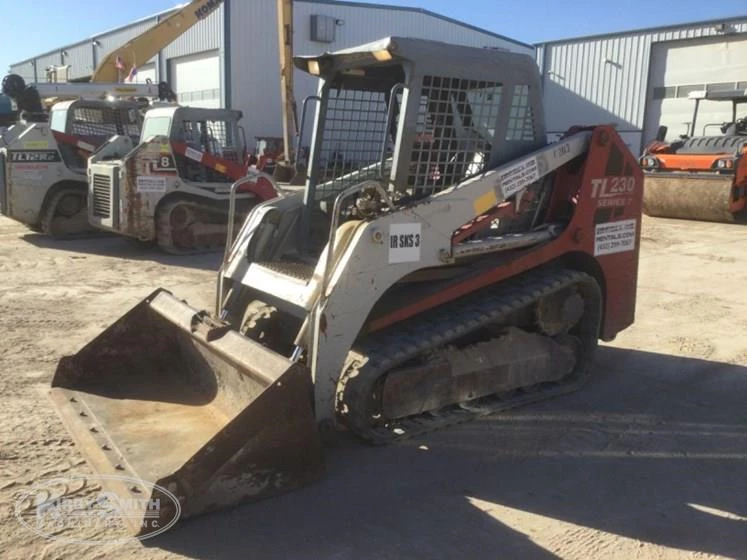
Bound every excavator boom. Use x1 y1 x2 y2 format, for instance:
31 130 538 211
91 0 224 83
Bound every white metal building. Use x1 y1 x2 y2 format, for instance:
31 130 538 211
8 0 531 145
536 16 747 153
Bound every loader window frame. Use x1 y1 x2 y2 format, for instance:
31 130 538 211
70 107 119 139
140 116 172 142
505 85 536 142
307 64 407 203
50 109 67 133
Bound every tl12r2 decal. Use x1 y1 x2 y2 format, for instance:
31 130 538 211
9 150 61 163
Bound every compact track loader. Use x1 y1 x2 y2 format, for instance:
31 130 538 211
0 75 172 236
52 38 643 533
640 89 747 222
87 105 278 253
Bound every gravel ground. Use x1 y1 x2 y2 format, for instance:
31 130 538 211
1 214 745 560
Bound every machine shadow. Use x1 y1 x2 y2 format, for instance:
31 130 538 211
147 346 747 560
20 232 223 271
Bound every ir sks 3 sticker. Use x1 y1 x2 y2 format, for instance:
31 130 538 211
389 223 422 264
590 176 636 208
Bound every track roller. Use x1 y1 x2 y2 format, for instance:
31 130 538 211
155 197 252 254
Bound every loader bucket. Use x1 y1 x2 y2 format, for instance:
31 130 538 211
50 289 324 535
642 173 736 223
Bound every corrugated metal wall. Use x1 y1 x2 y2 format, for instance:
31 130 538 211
62 42 94 80
7 6 226 103
8 14 166 83
9 0 527 147
33 53 65 81
230 0 532 145
227 0 278 146
536 18 747 152
9 62 36 82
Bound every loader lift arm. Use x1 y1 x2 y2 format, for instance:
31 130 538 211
277 0 297 165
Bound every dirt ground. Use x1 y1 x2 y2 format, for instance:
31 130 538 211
1 214 746 560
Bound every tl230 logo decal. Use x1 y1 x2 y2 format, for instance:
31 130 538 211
591 177 636 198
591 177 636 208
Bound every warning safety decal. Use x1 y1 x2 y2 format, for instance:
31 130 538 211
136 176 168 193
594 219 636 256
498 157 540 199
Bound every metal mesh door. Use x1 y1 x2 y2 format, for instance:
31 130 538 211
70 106 140 142
408 77 502 197
59 106 138 169
313 87 393 201
176 119 241 182
505 85 536 142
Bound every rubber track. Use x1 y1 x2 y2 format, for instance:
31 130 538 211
336 267 601 445
40 187 95 238
156 198 248 255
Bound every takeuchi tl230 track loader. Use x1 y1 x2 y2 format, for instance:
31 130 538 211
640 88 747 223
51 38 643 533
0 75 173 236
87 105 279 253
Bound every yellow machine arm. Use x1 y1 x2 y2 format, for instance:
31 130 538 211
91 0 224 83
277 0 297 163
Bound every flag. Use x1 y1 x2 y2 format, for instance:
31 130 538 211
115 55 125 70
126 65 138 82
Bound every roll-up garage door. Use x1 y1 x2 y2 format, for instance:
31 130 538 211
645 37 747 143
170 50 221 109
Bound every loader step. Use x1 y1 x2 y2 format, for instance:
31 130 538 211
256 260 316 282
243 261 316 310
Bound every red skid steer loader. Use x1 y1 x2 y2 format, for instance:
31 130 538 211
50 37 643 533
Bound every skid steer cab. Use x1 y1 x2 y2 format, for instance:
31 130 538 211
640 88 747 223
87 106 278 254
0 73 173 237
53 37 644 533
0 96 143 237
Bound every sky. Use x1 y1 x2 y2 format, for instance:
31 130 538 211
1 0 746 75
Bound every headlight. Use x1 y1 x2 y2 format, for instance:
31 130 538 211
640 156 658 168
714 159 734 169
